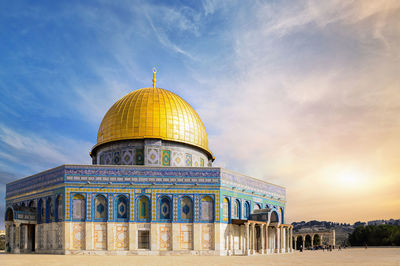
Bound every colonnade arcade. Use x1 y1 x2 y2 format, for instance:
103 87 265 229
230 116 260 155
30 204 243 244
4 207 36 253
226 219 293 255
292 230 336 250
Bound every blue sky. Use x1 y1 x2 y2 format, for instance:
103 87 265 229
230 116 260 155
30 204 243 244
1 0 400 228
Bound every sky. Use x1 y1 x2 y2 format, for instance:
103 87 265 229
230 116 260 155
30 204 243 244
0 0 400 228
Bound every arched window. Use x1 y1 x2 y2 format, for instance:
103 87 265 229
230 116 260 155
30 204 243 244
72 194 85 220
244 201 250 219
5 207 13 221
38 199 44 223
159 196 171 220
46 198 54 223
56 195 63 221
180 196 192 221
116 195 129 220
28 200 34 208
200 196 214 222
223 198 230 222
270 210 279 223
137 196 150 221
233 200 240 219
95 195 107 220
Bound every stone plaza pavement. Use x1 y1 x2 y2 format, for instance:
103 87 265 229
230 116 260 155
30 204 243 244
1 247 399 266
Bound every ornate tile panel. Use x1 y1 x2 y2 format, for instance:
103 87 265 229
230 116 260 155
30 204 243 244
115 223 128 250
94 223 107 250
159 224 172 250
72 222 85 250
180 224 193 250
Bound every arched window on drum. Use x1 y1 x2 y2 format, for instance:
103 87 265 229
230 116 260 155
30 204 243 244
72 194 85 221
180 196 193 221
94 195 107 220
200 196 214 222
137 196 150 221
116 195 129 220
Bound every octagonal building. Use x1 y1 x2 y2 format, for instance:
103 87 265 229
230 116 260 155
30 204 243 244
5 71 293 255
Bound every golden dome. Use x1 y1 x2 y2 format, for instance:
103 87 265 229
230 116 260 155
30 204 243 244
92 87 212 157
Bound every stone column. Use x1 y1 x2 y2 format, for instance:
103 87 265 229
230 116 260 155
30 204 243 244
302 236 305 250
275 227 279 253
245 223 250 255
265 224 269 254
320 235 324 247
239 225 242 252
229 225 233 255
14 223 21 253
260 224 265 254
5 223 10 252
9 224 14 252
23 224 28 250
251 223 256 254
290 228 293 252
311 235 314 249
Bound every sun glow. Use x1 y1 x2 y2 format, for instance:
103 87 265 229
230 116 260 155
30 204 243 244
336 169 363 187
321 164 371 189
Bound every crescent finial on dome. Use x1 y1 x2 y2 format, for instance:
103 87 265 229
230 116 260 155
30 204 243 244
152 68 157 88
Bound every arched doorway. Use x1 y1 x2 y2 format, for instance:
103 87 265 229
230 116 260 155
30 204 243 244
305 235 312 249
313 234 321 247
296 236 303 250
5 207 14 222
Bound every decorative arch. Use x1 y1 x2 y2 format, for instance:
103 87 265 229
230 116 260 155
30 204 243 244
253 203 261 211
159 196 172 221
46 197 54 223
179 196 193 221
244 201 250 219
233 199 241 219
223 197 230 222
270 210 279 223
137 195 150 221
28 200 35 208
280 207 284 224
5 207 13 221
56 195 63 221
200 195 214 222
116 194 129 220
72 193 85 221
305 235 312 248
94 194 108 220
38 199 44 223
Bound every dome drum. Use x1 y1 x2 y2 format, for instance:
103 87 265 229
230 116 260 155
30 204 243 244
91 138 212 167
